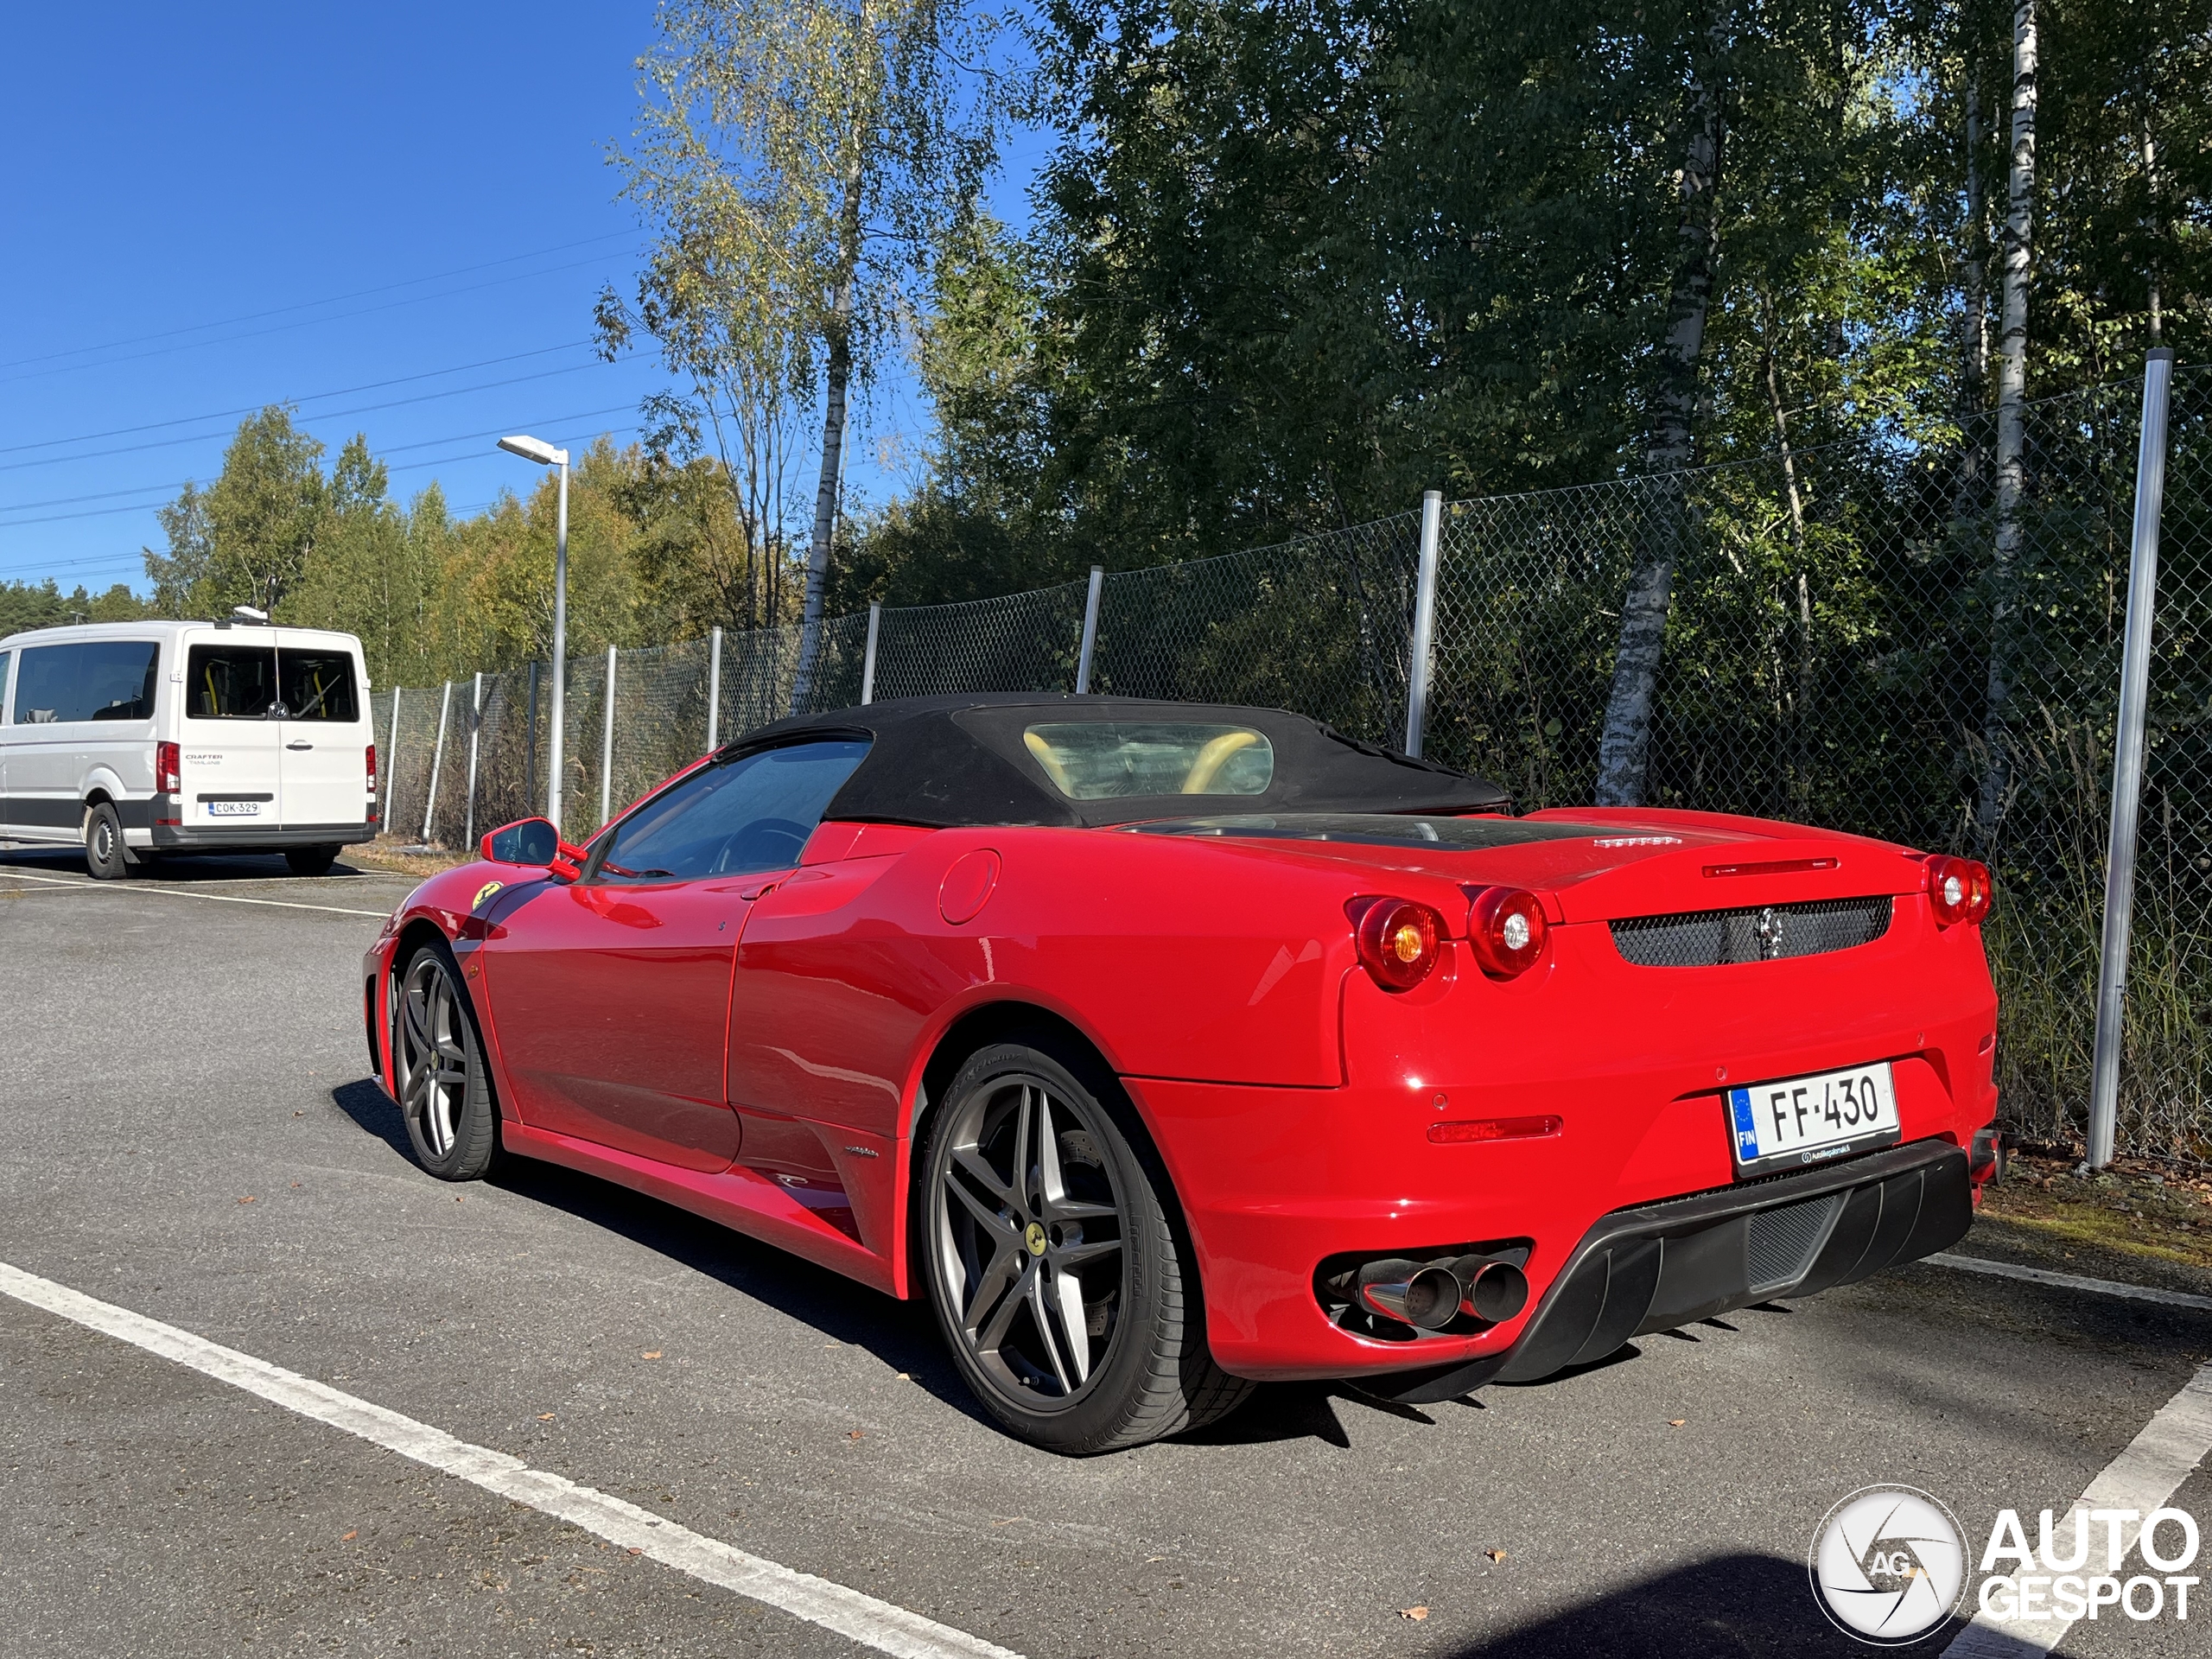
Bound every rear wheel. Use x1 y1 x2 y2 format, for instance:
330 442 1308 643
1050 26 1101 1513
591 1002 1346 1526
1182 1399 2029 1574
919 1037 1251 1453
83 801 130 880
285 844 340 876
393 942 499 1180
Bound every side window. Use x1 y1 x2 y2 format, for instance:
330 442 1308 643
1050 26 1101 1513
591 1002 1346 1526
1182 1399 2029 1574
186 645 278 719
0 652 12 722
590 740 872 884
277 650 359 722
10 642 158 723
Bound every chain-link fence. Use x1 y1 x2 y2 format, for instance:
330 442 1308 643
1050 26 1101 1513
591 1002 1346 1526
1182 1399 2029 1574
377 359 2207 1163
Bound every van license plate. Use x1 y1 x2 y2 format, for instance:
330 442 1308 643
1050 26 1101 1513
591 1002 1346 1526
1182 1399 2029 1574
207 801 261 817
1726 1063 1899 1174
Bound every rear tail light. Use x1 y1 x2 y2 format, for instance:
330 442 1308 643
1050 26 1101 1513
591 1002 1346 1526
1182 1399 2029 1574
1428 1114 1563 1145
366 742 378 791
1467 887 1548 979
1926 855 1993 925
1350 897 1443 992
156 741 181 794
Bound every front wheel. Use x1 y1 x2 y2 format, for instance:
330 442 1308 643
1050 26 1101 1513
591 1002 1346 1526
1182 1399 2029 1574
392 943 500 1180
919 1038 1251 1453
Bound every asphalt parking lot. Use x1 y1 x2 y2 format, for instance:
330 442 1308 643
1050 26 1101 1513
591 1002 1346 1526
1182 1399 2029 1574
3 844 2209 1658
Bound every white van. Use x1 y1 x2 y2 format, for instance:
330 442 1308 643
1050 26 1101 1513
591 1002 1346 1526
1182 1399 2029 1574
0 619 378 878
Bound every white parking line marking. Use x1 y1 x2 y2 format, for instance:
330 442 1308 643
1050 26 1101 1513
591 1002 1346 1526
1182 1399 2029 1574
0 1261 1022 1659
1930 1251 2212 1312
1946 1359 2212 1657
0 868 385 918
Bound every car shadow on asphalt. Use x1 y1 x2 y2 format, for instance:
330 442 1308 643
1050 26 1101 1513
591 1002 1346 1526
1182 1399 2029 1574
328 1077 994 1431
1436 1552 1966 1656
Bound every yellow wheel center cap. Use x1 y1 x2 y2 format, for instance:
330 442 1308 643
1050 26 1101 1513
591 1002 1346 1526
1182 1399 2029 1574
1024 1221 1048 1256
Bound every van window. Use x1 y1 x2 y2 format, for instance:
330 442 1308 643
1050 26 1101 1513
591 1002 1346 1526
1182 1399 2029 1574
10 641 159 723
277 649 359 721
187 645 278 720
0 652 11 721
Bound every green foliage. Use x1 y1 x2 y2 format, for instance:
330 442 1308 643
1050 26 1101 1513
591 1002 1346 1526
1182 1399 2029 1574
0 580 150 637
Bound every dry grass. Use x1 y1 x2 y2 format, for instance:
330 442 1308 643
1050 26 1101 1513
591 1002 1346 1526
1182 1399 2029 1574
1979 1150 2212 1276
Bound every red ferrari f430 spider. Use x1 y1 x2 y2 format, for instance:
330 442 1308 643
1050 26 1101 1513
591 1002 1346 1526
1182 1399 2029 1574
364 694 1999 1452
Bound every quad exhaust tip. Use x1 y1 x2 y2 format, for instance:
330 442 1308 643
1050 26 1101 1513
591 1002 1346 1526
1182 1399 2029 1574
1351 1254 1529 1332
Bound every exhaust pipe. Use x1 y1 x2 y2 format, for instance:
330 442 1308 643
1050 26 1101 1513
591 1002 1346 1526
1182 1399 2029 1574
1448 1255 1529 1324
1351 1259 1461 1331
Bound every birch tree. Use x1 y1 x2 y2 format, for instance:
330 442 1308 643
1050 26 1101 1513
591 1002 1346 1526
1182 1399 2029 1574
605 0 1003 713
1975 0 2037 843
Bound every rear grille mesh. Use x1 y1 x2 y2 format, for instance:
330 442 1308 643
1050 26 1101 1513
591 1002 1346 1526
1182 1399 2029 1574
1610 895 1892 968
1746 1192 1846 1294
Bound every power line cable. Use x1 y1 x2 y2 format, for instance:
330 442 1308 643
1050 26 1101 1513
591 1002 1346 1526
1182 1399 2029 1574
0 340 595 457
0 232 635 372
0 254 630 388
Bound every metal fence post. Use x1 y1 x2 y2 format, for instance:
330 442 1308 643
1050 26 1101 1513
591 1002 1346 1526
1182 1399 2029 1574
2086 348 2176 1169
706 626 723 750
600 645 618 829
1404 490 1444 758
524 662 539 816
385 686 401 836
861 604 882 704
462 671 484 850
1074 567 1104 695
422 679 452 844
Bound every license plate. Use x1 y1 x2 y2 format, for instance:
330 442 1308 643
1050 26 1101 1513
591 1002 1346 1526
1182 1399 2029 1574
207 801 261 818
1726 1063 1900 1174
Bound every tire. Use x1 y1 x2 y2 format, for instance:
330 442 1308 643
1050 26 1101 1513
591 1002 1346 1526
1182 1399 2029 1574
285 845 340 877
83 801 130 880
918 1036 1252 1453
391 941 500 1181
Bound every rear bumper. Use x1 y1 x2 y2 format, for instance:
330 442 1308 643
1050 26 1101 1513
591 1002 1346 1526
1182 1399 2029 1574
1362 1139 1970 1403
151 821 376 851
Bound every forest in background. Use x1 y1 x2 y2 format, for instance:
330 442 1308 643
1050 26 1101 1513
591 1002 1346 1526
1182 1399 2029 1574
7 0 2205 697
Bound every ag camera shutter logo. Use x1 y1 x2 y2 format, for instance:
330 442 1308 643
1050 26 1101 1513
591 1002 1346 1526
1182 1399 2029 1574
1809 1486 1968 1643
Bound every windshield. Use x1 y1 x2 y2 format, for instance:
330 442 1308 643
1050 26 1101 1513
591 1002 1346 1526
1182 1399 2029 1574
1022 721 1274 799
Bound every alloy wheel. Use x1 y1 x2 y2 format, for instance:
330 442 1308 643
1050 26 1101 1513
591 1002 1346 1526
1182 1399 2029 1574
934 1075 1128 1407
397 954 471 1160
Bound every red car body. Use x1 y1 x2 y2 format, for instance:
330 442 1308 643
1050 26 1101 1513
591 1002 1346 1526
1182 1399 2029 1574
363 697 1997 1404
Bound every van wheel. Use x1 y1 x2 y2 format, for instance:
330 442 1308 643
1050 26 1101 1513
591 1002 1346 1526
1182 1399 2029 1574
393 942 500 1181
286 845 340 877
84 802 130 880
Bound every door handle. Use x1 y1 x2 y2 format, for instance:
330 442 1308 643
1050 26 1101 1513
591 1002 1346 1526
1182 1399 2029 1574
286 741 314 751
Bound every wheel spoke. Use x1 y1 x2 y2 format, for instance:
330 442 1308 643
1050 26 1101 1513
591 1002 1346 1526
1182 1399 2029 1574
403 994 430 1054
974 1257 1031 1351
950 1147 1016 1209
1027 1268 1073 1392
947 1167 1016 1236
1046 1264 1091 1386
1011 1089 1036 1211
1035 1091 1067 1205
1043 1194 1116 1224
1052 1236 1121 1270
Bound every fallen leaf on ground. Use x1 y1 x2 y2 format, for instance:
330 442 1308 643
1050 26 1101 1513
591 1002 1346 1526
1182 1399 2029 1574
341 1530 357 1541
237 1196 255 1205
641 1351 663 1360
1668 1419 1686 1427
1484 1548 1506 1563
1399 1605 1429 1620
537 1413 556 1421
847 1430 866 1440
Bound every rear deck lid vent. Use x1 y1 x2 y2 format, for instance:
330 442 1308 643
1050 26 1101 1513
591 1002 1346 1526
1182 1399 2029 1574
1610 895 1891 968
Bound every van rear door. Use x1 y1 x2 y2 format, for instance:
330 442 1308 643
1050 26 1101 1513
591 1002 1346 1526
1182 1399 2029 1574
181 632 282 830
275 640 368 830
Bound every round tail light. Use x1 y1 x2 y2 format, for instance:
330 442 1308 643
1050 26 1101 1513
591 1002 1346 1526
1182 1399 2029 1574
1468 886 1548 979
1350 897 1443 992
1926 855 1993 925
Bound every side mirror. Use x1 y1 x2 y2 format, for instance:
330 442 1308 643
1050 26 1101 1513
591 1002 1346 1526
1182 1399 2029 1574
482 817 560 867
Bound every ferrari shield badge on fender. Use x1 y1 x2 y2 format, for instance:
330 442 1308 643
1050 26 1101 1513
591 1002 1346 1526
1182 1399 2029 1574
473 880 504 911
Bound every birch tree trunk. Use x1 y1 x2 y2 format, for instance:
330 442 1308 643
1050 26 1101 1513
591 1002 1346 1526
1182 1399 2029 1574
1592 44 1725 807
1763 320 1814 813
790 160 865 715
1975 0 2037 845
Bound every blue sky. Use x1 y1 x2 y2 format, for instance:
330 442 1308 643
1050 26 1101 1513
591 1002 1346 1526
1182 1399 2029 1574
0 2 1041 597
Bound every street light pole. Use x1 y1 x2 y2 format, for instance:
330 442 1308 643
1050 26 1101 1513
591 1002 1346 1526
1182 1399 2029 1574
499 435 571 833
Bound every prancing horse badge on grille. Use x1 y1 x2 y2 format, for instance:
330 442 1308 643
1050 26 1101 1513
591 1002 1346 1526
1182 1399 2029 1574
1754 906 1786 959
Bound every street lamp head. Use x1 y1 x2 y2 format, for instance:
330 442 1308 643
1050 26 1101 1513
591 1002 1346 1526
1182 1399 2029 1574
497 434 568 467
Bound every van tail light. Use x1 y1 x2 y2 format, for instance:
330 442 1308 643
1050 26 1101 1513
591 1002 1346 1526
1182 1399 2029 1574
1467 887 1549 979
156 741 181 794
1349 897 1444 992
1926 855 1993 925
366 743 378 793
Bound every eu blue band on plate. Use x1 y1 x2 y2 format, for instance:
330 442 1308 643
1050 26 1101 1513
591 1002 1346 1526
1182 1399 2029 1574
1727 1087 1760 1158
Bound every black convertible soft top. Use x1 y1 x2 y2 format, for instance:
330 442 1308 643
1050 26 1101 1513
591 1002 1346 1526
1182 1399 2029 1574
728 692 1511 829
